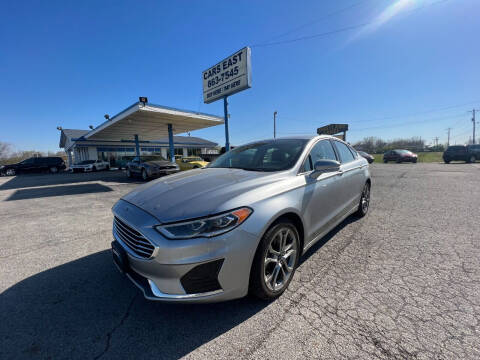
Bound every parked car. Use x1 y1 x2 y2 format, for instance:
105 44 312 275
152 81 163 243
111 135 371 303
116 156 135 170
357 151 374 164
177 156 209 170
383 149 418 163
443 145 480 163
0 156 65 176
70 159 110 172
126 156 180 180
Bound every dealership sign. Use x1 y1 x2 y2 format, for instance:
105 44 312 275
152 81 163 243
317 124 349 135
203 47 251 104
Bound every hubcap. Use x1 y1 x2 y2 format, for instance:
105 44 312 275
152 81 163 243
264 227 298 292
361 184 370 213
142 170 147 179
6 169 15 176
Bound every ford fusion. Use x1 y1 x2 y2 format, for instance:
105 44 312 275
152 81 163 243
111 136 371 302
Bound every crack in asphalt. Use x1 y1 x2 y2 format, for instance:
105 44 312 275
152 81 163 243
93 294 138 360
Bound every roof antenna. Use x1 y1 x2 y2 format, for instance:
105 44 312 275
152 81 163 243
104 114 110 120
89 125 94 129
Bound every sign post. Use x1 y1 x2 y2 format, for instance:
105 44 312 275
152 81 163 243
203 47 251 151
317 124 349 141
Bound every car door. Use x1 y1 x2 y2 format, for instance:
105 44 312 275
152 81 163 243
332 140 365 212
19 158 35 173
300 139 344 245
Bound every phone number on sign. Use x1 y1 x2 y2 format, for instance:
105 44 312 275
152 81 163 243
206 66 240 88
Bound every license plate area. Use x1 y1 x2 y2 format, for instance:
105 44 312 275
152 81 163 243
111 241 129 274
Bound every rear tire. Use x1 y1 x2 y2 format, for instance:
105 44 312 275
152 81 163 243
468 155 475 163
444 160 450 164
92 166 97 172
249 221 300 300
356 182 370 217
396 159 402 163
126 169 132 178
6 169 16 176
142 169 148 181
106 165 110 170
413 159 417 163
383 159 387 163
49 166 58 174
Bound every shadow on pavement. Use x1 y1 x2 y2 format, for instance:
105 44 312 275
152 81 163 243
0 170 141 191
5 183 114 201
0 250 269 359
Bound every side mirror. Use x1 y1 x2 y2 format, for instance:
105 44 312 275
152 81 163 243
311 160 340 178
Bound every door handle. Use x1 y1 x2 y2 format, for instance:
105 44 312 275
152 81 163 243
336 170 344 176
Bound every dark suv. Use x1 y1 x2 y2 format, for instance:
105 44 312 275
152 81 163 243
443 145 480 163
0 157 66 176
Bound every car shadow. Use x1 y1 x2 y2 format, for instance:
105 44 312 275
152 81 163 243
300 216 358 266
5 183 114 201
0 250 270 359
0 170 141 191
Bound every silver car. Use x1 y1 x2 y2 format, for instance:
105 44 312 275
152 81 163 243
111 135 371 303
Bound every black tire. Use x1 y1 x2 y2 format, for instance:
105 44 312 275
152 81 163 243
142 169 148 181
106 165 110 170
396 159 402 164
49 166 58 174
126 168 132 178
249 220 301 300
356 182 371 217
468 155 475 163
92 166 97 172
383 159 387 163
193 166 199 169
444 159 450 164
413 159 417 163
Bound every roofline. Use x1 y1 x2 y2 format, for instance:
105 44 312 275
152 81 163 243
83 102 223 140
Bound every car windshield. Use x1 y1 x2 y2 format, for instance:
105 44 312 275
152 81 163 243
185 157 203 162
208 139 309 172
395 150 412 154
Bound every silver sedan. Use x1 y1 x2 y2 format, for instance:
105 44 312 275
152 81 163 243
111 135 371 303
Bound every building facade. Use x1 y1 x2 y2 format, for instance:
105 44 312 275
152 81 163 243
59 129 219 167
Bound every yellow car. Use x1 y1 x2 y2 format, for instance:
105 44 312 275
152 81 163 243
177 156 209 170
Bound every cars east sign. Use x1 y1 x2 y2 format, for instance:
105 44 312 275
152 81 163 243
203 47 252 104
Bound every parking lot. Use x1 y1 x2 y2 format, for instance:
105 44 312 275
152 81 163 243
1 163 479 359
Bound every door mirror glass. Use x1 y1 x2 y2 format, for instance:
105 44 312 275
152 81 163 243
311 160 340 178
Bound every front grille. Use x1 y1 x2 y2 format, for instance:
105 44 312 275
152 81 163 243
113 216 154 258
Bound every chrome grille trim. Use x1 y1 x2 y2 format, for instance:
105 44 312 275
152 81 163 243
113 216 154 259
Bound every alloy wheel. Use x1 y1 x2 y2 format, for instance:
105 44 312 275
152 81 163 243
6 169 16 176
361 184 370 213
263 227 298 292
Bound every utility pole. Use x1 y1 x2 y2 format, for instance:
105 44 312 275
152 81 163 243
273 111 277 138
433 137 439 148
446 128 451 147
468 109 479 144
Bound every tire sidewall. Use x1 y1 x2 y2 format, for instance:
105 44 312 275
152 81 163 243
142 169 148 180
250 221 300 300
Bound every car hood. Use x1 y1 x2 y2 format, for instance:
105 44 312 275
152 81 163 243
121 168 285 223
144 160 174 167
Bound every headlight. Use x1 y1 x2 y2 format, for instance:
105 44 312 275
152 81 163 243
155 207 252 239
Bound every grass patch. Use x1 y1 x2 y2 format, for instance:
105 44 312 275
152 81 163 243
372 152 443 163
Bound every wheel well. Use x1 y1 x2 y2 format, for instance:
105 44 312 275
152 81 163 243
366 178 371 187
272 212 305 251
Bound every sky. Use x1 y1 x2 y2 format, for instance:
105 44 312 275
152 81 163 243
1 0 479 152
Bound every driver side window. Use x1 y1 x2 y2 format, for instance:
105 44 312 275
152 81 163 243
302 140 337 172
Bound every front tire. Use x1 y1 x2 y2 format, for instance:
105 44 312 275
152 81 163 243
126 169 132 178
356 182 371 217
468 155 475 163
249 221 300 300
49 166 58 174
142 169 148 181
6 168 16 176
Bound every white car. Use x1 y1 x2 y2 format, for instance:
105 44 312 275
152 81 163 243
71 160 110 172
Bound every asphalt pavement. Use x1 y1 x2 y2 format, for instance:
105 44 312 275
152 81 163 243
1 163 479 359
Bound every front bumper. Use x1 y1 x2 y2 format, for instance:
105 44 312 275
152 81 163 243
111 200 259 303
149 168 180 176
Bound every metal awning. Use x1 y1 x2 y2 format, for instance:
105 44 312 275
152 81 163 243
83 102 224 141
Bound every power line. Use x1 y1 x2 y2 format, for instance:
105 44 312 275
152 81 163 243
253 0 371 46
252 0 451 48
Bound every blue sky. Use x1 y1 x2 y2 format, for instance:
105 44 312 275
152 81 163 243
1 0 479 152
